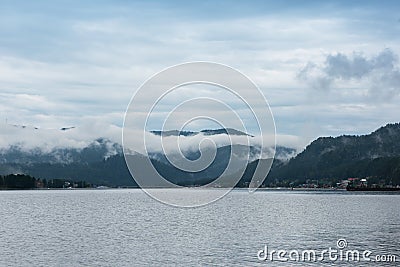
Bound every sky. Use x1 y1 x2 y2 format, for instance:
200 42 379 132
1 0 400 151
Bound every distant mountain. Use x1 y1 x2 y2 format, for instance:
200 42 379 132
0 126 296 186
150 128 253 137
200 128 254 137
1 152 234 187
7 154 136 187
149 145 259 179
150 130 197 137
149 145 296 174
267 123 400 185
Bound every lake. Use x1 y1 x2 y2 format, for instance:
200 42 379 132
0 189 399 266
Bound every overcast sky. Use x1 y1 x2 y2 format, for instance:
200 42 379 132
1 0 400 150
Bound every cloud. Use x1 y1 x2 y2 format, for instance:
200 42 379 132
0 120 122 152
297 62 333 91
323 49 398 82
297 49 400 99
1 1 400 151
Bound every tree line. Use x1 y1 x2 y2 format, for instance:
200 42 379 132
0 174 91 189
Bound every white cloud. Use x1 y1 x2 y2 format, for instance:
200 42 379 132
0 119 122 152
297 49 400 100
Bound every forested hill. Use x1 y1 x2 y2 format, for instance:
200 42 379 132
267 123 400 185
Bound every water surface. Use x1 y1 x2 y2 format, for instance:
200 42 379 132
1 189 399 266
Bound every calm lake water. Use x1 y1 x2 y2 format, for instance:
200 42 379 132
0 189 399 266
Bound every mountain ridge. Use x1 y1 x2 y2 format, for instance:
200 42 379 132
150 128 253 137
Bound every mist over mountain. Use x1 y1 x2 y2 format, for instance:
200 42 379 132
2 124 399 188
0 127 296 186
0 126 295 165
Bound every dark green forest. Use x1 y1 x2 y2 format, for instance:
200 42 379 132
0 174 91 189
